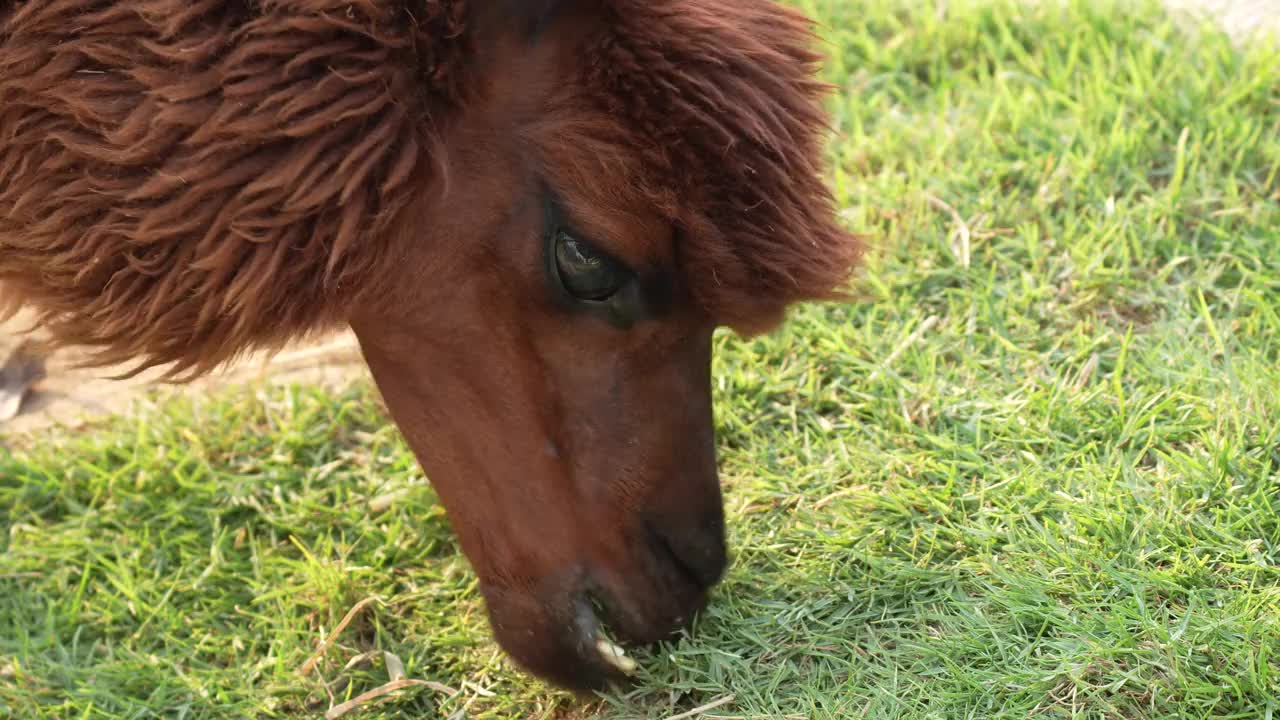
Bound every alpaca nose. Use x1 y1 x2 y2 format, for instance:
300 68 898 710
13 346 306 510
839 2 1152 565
646 507 728 590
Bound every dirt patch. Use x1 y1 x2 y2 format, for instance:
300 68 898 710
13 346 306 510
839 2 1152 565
1161 0 1279 41
0 308 370 438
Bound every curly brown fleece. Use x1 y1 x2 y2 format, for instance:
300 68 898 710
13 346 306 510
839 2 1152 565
0 0 861 380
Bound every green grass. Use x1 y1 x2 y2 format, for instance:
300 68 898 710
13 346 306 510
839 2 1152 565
3 0 1279 717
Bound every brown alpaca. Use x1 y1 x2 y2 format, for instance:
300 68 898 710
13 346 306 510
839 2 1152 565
0 0 862 690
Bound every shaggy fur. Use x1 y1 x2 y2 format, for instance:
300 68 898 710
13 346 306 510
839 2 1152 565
583 0 859 333
0 0 470 378
0 0 859 380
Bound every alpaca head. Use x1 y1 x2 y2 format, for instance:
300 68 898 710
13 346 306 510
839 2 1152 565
0 0 862 690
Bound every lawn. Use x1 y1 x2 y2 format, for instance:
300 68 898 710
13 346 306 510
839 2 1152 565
3 0 1279 717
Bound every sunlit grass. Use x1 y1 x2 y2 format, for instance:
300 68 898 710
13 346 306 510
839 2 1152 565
3 0 1279 717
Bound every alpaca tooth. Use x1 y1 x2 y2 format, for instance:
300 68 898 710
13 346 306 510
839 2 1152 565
595 637 638 674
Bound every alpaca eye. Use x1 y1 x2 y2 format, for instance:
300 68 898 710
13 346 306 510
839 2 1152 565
554 230 626 301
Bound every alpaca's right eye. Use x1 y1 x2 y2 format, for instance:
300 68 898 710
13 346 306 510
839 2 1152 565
553 230 627 302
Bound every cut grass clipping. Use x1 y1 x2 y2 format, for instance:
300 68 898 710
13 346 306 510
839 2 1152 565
3 0 1279 717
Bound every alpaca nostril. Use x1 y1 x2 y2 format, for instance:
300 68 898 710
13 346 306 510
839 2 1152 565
645 512 728 590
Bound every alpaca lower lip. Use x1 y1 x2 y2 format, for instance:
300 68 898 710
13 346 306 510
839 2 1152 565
571 594 638 680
